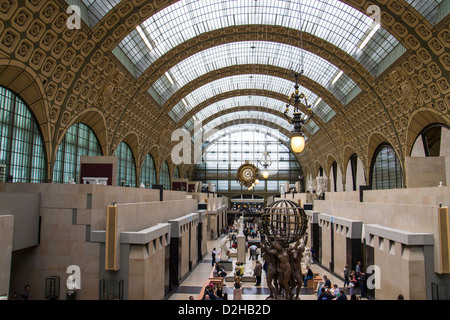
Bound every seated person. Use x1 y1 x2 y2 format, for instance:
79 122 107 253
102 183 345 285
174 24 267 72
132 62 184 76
303 265 314 287
317 287 334 300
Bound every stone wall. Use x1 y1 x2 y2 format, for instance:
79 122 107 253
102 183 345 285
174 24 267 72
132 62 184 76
309 186 450 300
0 183 210 300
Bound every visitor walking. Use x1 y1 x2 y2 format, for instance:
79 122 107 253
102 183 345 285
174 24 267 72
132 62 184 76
253 260 262 286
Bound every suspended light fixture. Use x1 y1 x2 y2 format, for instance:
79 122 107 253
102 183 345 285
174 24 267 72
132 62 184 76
284 71 314 153
283 2 314 153
257 142 272 179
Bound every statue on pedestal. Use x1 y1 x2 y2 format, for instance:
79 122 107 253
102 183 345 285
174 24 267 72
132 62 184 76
260 200 309 300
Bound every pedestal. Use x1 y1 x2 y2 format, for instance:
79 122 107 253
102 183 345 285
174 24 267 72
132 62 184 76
237 235 246 262
219 259 234 272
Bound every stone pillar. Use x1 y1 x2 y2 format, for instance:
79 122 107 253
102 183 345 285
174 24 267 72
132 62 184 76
0 215 14 299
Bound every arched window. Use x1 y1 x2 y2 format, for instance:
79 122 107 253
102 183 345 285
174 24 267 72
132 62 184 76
411 124 450 157
140 153 156 188
160 161 171 190
173 166 180 179
0 86 46 183
331 162 337 192
371 145 403 190
115 142 136 187
53 123 102 183
192 128 303 193
319 167 324 177
349 154 358 191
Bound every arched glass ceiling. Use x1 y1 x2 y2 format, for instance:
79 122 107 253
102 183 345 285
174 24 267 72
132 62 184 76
169 74 331 125
183 95 333 132
205 111 295 133
204 124 291 147
404 0 444 25
190 96 297 125
192 111 317 145
153 41 357 105
117 0 402 78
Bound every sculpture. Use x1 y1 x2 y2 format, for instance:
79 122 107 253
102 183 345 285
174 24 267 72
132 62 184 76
219 236 229 259
303 247 312 267
260 200 308 300
316 176 328 197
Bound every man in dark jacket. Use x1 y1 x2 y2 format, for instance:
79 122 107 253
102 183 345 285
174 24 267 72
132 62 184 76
317 287 334 300
253 260 263 286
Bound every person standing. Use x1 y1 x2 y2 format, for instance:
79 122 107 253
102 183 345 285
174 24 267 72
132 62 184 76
253 260 262 286
20 285 31 300
211 248 218 266
359 272 366 298
343 265 350 288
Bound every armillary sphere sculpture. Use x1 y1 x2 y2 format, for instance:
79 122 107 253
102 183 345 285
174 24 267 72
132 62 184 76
260 199 309 300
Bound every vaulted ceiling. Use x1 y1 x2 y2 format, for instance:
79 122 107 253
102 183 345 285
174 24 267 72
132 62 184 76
0 0 448 181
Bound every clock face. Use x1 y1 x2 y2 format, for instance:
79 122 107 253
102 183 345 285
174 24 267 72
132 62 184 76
242 167 254 181
237 161 259 188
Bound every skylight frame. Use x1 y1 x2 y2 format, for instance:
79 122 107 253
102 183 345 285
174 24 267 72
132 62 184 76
152 41 357 106
169 74 331 125
116 0 402 78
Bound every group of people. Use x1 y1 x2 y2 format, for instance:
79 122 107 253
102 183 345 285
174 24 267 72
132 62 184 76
316 275 349 300
243 222 260 240
201 282 228 300
8 285 31 300
343 261 367 298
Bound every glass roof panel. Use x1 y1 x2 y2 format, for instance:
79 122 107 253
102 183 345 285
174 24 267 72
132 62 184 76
204 124 291 146
152 41 356 106
117 0 402 78
404 0 444 25
81 0 121 27
169 74 332 124
192 111 317 143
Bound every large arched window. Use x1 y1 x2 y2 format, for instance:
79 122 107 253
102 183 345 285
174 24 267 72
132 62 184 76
411 124 450 157
115 142 136 187
331 162 337 192
345 154 366 191
160 161 171 190
0 86 46 183
173 166 180 180
371 144 403 190
140 153 157 188
53 123 102 183
193 127 303 193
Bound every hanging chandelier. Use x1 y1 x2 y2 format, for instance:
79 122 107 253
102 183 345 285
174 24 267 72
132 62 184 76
283 0 314 154
257 149 272 179
284 71 314 153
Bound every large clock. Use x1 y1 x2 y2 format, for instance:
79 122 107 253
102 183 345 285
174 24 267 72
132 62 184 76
237 161 259 188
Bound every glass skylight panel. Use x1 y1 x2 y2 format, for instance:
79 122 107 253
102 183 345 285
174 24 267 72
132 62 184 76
205 124 289 145
201 112 289 134
152 41 357 105
171 74 332 123
117 0 402 78
81 0 121 27
404 0 443 25
192 96 287 124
